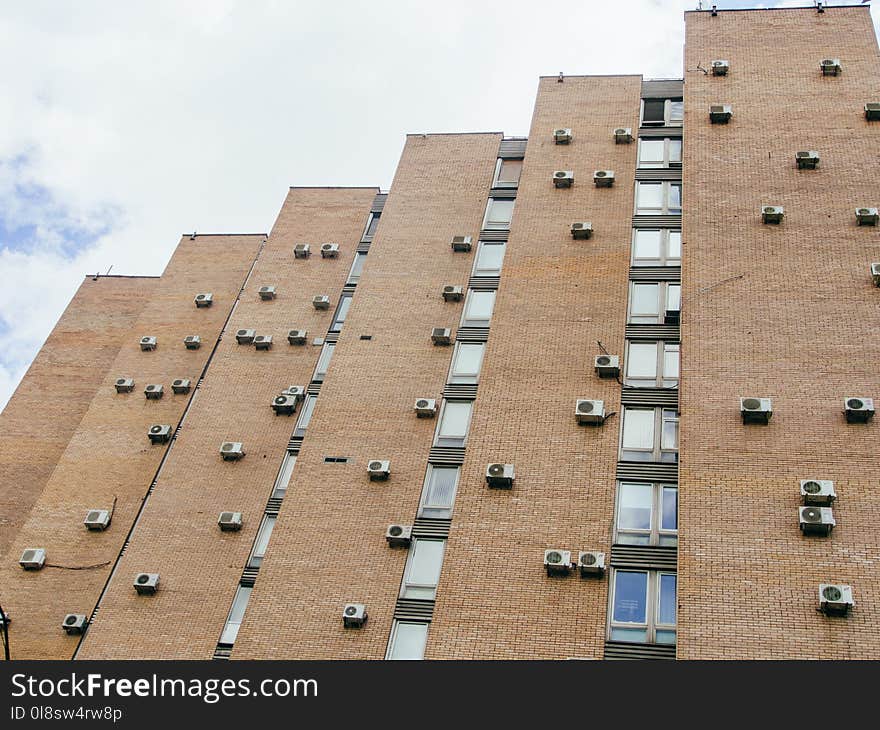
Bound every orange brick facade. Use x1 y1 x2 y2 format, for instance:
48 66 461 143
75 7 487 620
1 5 878 661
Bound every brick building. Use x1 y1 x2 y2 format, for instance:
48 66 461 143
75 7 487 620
1 5 878 660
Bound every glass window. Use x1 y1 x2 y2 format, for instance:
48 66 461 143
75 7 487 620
461 290 495 327
624 341 679 388
668 183 681 214
661 408 678 451
219 585 252 645
401 539 446 599
636 182 681 215
621 407 678 462
386 621 429 660
483 198 515 230
656 574 678 644
330 295 352 333
641 98 683 127
313 343 335 382
629 282 680 324
668 100 684 125
473 241 506 276
622 408 655 452
272 453 297 498
434 400 473 446
615 482 678 546
363 213 380 240
626 342 658 381
346 252 367 285
448 342 485 384
248 516 277 568
632 229 681 267
418 465 460 518
638 139 665 167
493 158 523 188
663 344 680 382
609 570 676 645
294 395 318 437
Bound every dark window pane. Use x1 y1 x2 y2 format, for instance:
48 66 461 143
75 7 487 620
643 99 665 123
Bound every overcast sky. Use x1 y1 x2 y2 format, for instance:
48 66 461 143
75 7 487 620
1 1 876 408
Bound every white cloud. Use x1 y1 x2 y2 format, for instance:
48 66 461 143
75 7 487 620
0 0 877 408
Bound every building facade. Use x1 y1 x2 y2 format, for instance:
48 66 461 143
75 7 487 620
1 5 878 660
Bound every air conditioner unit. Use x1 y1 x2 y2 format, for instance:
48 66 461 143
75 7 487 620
553 127 572 144
235 328 256 344
367 459 390 481
709 104 732 124
84 509 111 531
799 506 835 536
856 208 879 226
139 336 157 351
575 399 606 425
385 524 413 548
664 304 680 325
711 59 730 76
795 151 820 170
553 170 574 188
865 102 880 121
254 334 273 350
144 384 164 400
571 221 594 240
442 285 463 302
62 614 88 635
320 243 340 258
133 573 160 595
271 393 298 415
287 329 308 345
544 549 572 577
578 551 606 578
114 377 135 393
194 293 213 308
820 58 841 76
258 286 277 300
294 243 311 259
594 355 620 378
740 397 772 424
871 263 880 287
283 385 306 400
614 127 633 144
844 397 874 423
342 603 368 628
19 548 46 571
431 327 452 346
147 424 172 444
220 442 245 461
485 463 515 489
761 206 784 224
819 584 853 616
414 398 437 418
451 235 472 253
313 295 330 310
184 335 201 350
593 170 615 187
800 479 836 506
171 378 191 394
218 511 243 532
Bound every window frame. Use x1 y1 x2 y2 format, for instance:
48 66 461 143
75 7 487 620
472 240 507 277
624 340 680 388
631 229 681 267
640 98 683 128
492 158 523 189
614 481 678 546
312 342 335 382
346 251 367 285
294 394 318 438
637 138 682 169
447 341 485 385
482 198 515 231
362 212 380 241
386 620 429 660
620 406 679 463
247 514 277 568
635 181 682 215
418 464 461 518
460 289 496 328
329 294 353 333
433 399 474 447
219 584 253 645
272 453 296 498
609 569 677 645
400 538 446 600
627 282 681 324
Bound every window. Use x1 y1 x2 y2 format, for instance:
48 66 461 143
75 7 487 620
347 251 367 285
638 138 682 168
628 282 681 324
401 538 446 599
610 570 676 645
448 342 485 385
272 453 297 498
624 341 679 388
418 465 460 518
219 585 252 645
615 482 678 546
294 395 318 437
641 98 683 127
386 621 429 660
492 158 523 188
460 290 495 327
434 400 473 447
248 515 277 568
631 229 681 267
312 343 335 382
635 182 681 215
363 212 380 240
330 295 352 333
482 198 515 230
473 241 506 276
620 407 678 462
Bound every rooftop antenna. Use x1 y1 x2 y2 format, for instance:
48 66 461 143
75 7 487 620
711 4 717 15
190 231 197 240
817 1 824 12
105 265 113 276
558 71 564 83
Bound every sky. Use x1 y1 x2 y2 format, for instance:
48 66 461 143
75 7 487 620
0 0 877 409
